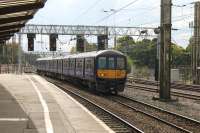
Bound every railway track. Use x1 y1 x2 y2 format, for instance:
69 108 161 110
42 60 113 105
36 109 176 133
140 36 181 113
126 84 200 100
127 77 200 100
48 79 143 133
128 78 200 93
65 89 141 133
108 95 200 133
46 77 198 133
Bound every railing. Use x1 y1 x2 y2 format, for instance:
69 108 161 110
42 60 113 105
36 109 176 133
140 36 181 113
0 64 35 74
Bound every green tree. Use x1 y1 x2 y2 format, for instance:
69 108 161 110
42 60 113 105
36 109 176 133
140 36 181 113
171 44 191 67
70 47 76 54
116 36 191 69
85 43 97 52
116 37 156 69
70 42 97 54
131 39 156 68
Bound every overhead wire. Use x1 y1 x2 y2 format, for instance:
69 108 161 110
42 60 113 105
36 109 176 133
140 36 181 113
94 0 141 25
114 4 160 26
72 0 104 24
38 0 104 52
173 0 198 6
133 1 194 27
135 13 193 28
113 1 194 27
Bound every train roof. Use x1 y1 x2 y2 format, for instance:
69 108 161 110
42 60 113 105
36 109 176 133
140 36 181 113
36 57 53 61
37 50 125 61
52 57 63 60
64 50 125 59
37 55 66 61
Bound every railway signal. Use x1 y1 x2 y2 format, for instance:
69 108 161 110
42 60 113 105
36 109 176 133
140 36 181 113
27 33 36 51
97 35 108 50
76 35 85 52
49 34 58 51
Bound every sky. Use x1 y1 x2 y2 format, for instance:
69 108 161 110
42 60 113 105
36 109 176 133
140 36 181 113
20 0 200 52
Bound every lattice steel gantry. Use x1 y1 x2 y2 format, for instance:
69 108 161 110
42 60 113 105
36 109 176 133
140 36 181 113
19 24 156 37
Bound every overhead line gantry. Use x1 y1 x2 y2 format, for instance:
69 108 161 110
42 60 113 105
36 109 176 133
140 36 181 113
18 24 157 52
19 24 156 37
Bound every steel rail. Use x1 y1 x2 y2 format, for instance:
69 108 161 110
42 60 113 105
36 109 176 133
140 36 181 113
108 96 192 133
128 77 200 93
112 95 200 133
127 84 200 100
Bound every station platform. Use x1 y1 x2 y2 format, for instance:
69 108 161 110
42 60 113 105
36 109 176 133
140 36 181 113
0 74 114 133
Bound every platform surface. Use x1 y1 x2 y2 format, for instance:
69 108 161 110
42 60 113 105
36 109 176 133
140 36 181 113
0 74 114 133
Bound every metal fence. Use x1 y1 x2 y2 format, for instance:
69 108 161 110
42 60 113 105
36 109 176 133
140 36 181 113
0 64 35 74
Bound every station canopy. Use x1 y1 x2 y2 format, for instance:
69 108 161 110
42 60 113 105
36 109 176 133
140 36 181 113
0 0 47 44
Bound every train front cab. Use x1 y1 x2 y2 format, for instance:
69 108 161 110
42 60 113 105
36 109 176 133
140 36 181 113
96 55 127 94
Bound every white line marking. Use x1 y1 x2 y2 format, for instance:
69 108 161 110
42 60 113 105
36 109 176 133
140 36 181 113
26 75 54 133
0 118 28 121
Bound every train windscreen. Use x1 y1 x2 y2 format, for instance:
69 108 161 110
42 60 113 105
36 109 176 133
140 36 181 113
117 57 125 69
108 57 115 69
98 57 107 69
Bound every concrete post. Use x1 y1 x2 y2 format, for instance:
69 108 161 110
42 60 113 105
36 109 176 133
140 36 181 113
159 0 172 100
193 2 200 84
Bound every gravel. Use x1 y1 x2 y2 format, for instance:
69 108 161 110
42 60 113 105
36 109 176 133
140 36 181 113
120 85 200 122
59 82 186 133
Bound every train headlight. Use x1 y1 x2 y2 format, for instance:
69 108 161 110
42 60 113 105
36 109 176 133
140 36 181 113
101 73 105 77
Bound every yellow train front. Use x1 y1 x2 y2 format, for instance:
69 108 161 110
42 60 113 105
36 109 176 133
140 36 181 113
95 50 127 94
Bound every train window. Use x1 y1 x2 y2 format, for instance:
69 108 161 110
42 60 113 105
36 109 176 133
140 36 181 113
70 60 73 68
71 60 74 68
67 60 70 68
98 57 107 69
86 59 94 71
117 57 125 69
76 61 79 68
108 57 115 69
91 59 94 70
66 60 69 68
69 60 72 68
72 60 75 68
86 60 91 70
65 61 67 68
63 60 66 68
77 60 83 69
